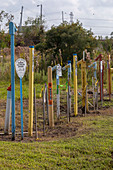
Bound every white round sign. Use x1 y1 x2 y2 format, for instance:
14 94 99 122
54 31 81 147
15 58 27 79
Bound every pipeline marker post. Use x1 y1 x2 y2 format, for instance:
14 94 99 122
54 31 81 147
48 66 54 127
66 82 69 122
4 85 11 135
107 55 111 100
42 87 45 136
15 58 27 140
100 60 103 105
85 85 87 115
88 62 97 110
73 54 78 116
77 54 88 113
95 54 103 102
62 61 71 122
97 82 99 111
28 46 34 136
68 60 71 117
34 87 38 140
45 83 49 125
56 64 62 119
9 22 17 141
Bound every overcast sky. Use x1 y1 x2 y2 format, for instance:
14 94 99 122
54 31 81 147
0 0 113 37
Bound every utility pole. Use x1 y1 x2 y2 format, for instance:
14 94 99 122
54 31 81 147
19 6 23 33
37 4 42 26
70 12 74 24
62 11 64 23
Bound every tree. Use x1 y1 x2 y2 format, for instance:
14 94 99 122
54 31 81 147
0 10 14 30
36 21 97 66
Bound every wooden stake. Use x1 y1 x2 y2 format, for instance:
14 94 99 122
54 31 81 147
48 66 54 127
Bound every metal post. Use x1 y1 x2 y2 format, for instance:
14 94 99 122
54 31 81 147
107 55 111 100
73 54 78 116
67 85 69 122
92 77 95 110
9 22 17 141
42 88 45 135
34 87 38 140
97 82 98 111
85 85 87 115
45 83 49 125
4 85 11 134
100 60 103 105
68 60 71 115
20 78 23 140
56 73 60 119
28 46 34 136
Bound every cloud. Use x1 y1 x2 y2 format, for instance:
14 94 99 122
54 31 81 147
0 0 113 37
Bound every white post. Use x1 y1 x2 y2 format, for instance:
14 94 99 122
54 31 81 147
4 85 11 134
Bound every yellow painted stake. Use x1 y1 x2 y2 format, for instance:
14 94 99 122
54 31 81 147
110 68 113 93
73 54 78 116
48 66 54 127
77 59 88 112
28 46 34 136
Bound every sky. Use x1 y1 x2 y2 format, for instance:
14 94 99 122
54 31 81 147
0 0 113 37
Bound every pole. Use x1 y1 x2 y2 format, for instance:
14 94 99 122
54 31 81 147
56 69 60 119
62 11 64 23
73 54 78 116
20 78 23 140
100 60 103 105
97 82 98 111
85 85 87 115
4 85 11 134
28 46 34 136
95 54 103 101
34 87 38 139
48 66 54 127
107 55 111 100
42 88 45 136
45 83 49 125
68 60 71 116
9 22 16 141
40 4 42 26
67 81 69 122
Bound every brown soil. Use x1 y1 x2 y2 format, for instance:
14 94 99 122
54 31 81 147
0 96 112 142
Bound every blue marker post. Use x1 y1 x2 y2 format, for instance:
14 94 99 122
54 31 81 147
15 58 27 140
20 78 23 140
9 22 17 141
68 60 71 115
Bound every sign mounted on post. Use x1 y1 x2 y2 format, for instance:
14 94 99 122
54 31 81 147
15 58 27 140
15 58 27 79
57 64 62 77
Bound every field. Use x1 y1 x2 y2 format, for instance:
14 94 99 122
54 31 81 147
0 51 113 169
0 79 113 169
0 108 113 169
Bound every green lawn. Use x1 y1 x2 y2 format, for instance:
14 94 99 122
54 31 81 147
0 113 113 169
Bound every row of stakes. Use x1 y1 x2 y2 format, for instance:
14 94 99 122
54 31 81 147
4 51 99 140
3 22 112 140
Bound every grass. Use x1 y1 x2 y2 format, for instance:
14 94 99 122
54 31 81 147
0 113 113 169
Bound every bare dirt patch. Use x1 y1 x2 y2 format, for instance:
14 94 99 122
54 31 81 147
0 97 113 142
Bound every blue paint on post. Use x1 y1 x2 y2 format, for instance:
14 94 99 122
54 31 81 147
20 78 23 140
68 60 71 78
9 22 17 141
